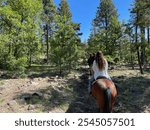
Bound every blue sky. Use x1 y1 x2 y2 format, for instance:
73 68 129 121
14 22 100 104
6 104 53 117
54 0 134 42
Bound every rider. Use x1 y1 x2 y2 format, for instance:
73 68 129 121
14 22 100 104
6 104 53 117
88 51 111 94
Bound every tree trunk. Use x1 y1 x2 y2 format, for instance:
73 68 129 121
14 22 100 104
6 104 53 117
130 40 134 70
135 25 143 74
148 27 150 45
46 24 49 64
29 49 32 67
59 63 62 76
105 17 109 54
14 44 18 60
8 43 11 54
140 26 146 67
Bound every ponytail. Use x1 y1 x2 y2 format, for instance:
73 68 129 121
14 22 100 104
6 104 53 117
96 51 106 70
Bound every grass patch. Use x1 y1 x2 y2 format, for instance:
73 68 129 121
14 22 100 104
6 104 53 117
0 99 4 104
0 81 4 85
59 103 70 111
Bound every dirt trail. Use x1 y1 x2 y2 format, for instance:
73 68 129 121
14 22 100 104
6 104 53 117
0 66 150 113
67 67 150 113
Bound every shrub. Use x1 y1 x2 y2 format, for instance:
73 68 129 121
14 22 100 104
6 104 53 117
105 55 115 65
0 54 27 78
15 57 27 72
5 55 16 71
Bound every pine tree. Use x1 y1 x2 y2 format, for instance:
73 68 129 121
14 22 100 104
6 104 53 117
88 0 122 57
57 0 72 21
42 0 57 63
94 0 118 29
0 0 42 70
51 0 82 75
129 0 150 73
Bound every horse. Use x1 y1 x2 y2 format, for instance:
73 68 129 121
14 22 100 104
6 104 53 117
91 77 117 113
87 53 95 75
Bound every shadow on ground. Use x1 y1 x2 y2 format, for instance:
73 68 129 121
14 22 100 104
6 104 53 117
113 75 150 112
67 70 150 113
13 68 99 113
14 83 74 112
0 66 69 80
13 67 150 113
66 73 99 113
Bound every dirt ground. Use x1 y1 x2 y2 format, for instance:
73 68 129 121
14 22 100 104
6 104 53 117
0 65 150 113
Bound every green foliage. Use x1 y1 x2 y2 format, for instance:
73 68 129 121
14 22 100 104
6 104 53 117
94 0 118 27
49 0 83 74
105 55 115 64
0 0 85 76
88 0 123 57
42 0 57 63
0 37 28 77
0 53 27 72
87 0 150 69
3 0 149 77
129 0 150 73
87 33 104 54
15 57 27 71
146 46 150 64
57 0 72 21
0 0 43 72
5 55 16 71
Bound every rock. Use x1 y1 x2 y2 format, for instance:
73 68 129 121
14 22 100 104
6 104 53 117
43 94 51 100
7 100 19 112
54 76 59 81
74 74 78 78
54 78 57 82
109 66 115 70
31 82 38 85
0 87 4 91
46 90 52 94
21 94 32 103
32 92 43 99
28 80 32 84
27 79 38 85
7 100 18 106
38 78 42 81
28 105 35 110
18 99 26 104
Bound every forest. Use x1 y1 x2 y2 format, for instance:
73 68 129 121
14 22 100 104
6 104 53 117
0 0 150 113
0 0 150 75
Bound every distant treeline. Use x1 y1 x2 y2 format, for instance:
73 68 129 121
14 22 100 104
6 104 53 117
0 0 150 75
87 0 150 74
0 0 85 75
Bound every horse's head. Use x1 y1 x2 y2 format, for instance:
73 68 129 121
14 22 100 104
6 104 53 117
87 53 95 67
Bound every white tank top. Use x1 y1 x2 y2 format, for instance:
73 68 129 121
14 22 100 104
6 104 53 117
92 59 111 80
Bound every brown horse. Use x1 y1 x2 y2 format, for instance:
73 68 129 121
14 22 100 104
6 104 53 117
87 53 95 75
91 77 117 113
